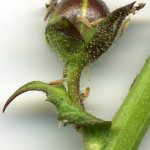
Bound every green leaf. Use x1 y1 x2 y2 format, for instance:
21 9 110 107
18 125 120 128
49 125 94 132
3 81 109 128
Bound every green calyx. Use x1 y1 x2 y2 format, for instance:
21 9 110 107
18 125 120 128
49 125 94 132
46 2 144 64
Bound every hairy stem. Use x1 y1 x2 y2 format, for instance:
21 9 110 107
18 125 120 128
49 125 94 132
66 62 85 107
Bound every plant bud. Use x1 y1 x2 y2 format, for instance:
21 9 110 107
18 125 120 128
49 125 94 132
46 0 145 66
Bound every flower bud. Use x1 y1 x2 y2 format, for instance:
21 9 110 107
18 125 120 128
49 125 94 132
46 0 145 66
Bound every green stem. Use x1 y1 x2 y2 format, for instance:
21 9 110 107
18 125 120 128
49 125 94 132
65 62 85 107
80 57 150 150
80 123 111 150
104 57 150 150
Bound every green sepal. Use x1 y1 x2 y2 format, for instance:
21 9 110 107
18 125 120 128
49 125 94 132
3 81 110 128
46 19 85 63
84 2 137 62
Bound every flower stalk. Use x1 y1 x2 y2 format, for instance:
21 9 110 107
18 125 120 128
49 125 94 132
65 62 86 108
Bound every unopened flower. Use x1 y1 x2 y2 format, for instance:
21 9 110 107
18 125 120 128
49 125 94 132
45 0 145 66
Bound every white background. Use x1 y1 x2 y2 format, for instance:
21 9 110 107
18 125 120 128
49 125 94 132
0 0 150 150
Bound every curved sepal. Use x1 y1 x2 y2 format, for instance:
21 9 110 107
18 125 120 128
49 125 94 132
3 81 110 128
